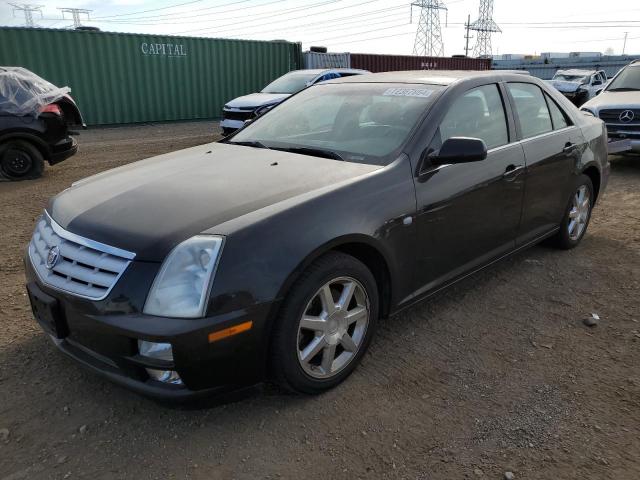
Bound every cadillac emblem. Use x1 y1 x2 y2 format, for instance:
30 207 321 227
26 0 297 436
46 246 60 270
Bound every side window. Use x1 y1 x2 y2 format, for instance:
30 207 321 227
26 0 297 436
544 93 570 130
507 83 552 139
435 84 509 150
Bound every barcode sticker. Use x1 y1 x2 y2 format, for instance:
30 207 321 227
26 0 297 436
383 88 433 98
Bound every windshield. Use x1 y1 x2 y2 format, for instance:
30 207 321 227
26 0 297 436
553 73 588 83
230 83 444 165
261 72 319 94
607 65 640 91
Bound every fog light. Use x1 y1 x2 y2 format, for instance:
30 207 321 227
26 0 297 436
146 369 183 385
138 340 183 385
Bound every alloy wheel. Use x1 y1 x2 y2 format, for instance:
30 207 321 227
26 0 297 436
568 185 591 241
296 276 370 379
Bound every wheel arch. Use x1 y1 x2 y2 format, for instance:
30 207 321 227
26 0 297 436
0 132 50 160
582 163 601 202
272 234 394 323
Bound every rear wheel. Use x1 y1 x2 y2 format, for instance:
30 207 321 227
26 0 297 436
550 174 594 249
0 140 44 180
270 252 378 394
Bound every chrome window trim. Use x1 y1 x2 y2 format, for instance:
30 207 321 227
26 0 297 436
44 211 135 260
519 125 578 144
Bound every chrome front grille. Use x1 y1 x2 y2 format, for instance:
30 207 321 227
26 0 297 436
599 109 640 124
28 212 135 300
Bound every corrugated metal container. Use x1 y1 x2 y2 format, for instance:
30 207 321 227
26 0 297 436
304 51 351 69
349 53 491 73
0 27 303 125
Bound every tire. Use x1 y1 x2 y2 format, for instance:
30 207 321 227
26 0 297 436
270 252 379 394
550 174 594 249
0 140 44 180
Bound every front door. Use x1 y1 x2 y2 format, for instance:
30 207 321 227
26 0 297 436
412 83 526 297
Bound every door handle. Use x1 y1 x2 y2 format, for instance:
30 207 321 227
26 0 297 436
563 142 577 153
503 164 524 179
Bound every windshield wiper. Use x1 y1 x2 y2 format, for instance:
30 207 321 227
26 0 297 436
272 146 344 160
228 140 270 149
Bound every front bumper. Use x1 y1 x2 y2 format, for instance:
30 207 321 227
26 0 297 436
25 259 275 402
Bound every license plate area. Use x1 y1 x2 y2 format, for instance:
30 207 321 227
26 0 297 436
27 282 68 339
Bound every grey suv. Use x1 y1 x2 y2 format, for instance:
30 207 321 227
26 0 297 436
581 60 640 153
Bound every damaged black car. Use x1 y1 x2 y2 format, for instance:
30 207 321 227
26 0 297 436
0 67 84 180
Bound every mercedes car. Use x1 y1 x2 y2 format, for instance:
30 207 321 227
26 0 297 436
26 71 608 401
581 59 640 153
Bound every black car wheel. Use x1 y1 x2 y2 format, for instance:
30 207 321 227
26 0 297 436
270 252 379 394
551 174 594 249
0 140 45 180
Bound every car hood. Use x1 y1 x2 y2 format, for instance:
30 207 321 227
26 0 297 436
547 79 583 93
225 92 291 109
48 142 380 261
582 90 640 110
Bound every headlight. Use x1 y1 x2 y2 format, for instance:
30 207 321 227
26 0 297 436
255 104 275 117
143 235 224 318
581 108 597 117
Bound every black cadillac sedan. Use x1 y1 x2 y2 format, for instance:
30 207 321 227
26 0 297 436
25 71 609 401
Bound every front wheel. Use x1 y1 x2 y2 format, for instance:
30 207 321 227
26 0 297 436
550 174 594 249
270 252 379 394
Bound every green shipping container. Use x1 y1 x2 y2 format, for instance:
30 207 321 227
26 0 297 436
0 27 303 125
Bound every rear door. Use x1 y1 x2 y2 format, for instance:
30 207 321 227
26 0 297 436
412 83 526 295
505 82 585 245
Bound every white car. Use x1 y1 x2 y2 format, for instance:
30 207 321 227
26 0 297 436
581 60 640 153
220 68 369 135
546 69 607 106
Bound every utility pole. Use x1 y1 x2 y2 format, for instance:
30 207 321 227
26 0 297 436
411 0 448 57
464 14 473 57
623 32 628 55
469 0 501 58
58 8 92 28
9 3 43 27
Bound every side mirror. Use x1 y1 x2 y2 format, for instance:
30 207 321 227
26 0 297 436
243 119 253 126
429 137 488 166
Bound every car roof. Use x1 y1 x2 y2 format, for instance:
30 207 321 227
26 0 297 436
288 68 369 75
555 69 599 76
327 70 530 86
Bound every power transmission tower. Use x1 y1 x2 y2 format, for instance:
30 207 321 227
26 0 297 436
9 3 43 27
58 8 92 28
411 0 447 57
469 0 500 58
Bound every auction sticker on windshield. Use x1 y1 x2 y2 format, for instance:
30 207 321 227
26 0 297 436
383 88 434 98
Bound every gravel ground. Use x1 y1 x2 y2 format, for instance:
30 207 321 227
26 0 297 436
0 122 638 480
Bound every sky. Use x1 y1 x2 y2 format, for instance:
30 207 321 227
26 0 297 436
1 0 639 57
